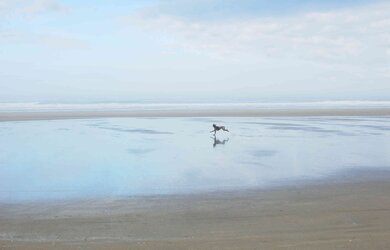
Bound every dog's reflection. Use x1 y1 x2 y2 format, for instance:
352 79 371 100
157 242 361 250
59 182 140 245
212 135 229 148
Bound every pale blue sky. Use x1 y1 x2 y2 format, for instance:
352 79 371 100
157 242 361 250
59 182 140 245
0 0 389 103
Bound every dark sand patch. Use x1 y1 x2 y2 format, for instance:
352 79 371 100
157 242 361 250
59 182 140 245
1 170 390 249
97 126 173 135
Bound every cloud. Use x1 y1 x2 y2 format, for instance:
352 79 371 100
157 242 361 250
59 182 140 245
41 33 88 49
125 1 390 64
23 0 68 14
0 0 67 17
130 0 378 21
0 1 84 50
0 31 89 49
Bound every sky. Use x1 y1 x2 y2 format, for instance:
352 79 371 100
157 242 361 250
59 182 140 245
0 0 389 103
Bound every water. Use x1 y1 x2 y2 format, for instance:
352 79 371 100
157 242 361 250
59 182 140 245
0 116 389 202
1 101 390 112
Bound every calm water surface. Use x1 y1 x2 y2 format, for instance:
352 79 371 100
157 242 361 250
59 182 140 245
0 117 389 202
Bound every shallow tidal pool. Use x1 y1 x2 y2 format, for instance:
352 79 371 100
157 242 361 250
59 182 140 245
0 116 390 202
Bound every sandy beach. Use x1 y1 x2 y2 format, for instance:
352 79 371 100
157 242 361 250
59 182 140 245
1 107 390 122
1 112 389 249
1 170 390 250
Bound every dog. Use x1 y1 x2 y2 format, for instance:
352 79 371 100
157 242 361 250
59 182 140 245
210 124 229 135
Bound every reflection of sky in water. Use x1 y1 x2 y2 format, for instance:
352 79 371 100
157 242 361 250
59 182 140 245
0 117 390 202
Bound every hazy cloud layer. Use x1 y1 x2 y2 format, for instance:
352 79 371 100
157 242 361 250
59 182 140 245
0 30 88 49
0 0 67 16
0 1 389 102
0 0 87 49
127 1 390 65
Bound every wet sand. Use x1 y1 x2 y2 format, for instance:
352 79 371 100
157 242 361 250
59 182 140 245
1 112 390 249
1 170 390 250
1 107 390 122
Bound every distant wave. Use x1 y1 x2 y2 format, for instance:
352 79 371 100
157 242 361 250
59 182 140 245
1 101 390 112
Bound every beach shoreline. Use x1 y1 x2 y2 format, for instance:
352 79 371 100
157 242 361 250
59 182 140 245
1 169 390 249
1 107 390 122
1 114 390 249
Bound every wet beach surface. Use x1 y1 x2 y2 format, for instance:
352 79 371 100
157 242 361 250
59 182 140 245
0 116 390 202
1 116 390 249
